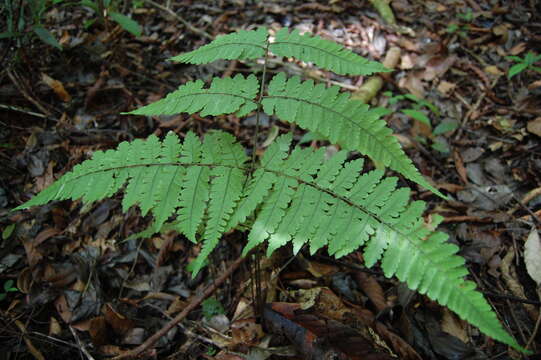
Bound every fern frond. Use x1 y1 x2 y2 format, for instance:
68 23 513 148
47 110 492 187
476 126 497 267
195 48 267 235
170 27 268 64
262 73 442 196
246 138 520 350
15 131 521 351
175 131 210 242
270 28 389 76
126 74 259 117
226 133 291 232
190 131 248 275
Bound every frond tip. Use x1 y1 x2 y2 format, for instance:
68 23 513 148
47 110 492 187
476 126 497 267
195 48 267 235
270 28 390 76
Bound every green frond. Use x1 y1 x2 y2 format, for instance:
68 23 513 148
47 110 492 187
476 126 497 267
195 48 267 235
270 28 389 76
175 131 210 242
380 216 521 349
14 130 521 351
190 131 249 275
126 74 259 117
262 73 443 197
248 141 520 350
170 27 268 64
226 133 292 232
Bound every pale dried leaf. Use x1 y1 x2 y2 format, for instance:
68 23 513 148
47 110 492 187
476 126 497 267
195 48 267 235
524 227 541 285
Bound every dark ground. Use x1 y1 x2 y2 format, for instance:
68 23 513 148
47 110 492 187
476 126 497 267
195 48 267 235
1 0 541 359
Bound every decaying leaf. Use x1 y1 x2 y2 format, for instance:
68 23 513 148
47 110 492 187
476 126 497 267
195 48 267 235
524 227 541 285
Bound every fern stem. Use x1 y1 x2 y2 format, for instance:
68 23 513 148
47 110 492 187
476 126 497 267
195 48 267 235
248 41 271 179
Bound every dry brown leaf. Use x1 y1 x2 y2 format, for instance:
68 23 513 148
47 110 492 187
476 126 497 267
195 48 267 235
354 272 387 312
231 318 264 346
441 309 468 343
453 150 468 185
437 80 456 96
524 227 541 285
422 55 456 81
103 303 135 336
41 73 71 102
527 117 541 137
501 250 539 320
400 71 425 98
89 316 109 346
49 316 62 336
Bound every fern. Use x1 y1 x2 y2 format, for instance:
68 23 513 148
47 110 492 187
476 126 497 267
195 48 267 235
129 27 441 197
14 26 524 352
14 131 522 351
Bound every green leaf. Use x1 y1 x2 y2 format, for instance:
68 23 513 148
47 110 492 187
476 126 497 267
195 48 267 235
109 12 142 37
80 0 98 12
126 74 259 117
4 280 15 292
262 73 444 197
433 121 459 135
0 32 15 40
202 297 225 319
2 224 15 240
32 25 62 50
402 109 431 128
508 63 528 79
505 55 523 62
431 140 450 153
171 27 268 64
447 24 459 33
270 28 389 76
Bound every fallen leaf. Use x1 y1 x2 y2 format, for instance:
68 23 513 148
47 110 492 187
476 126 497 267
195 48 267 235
527 117 541 137
436 80 456 96
231 318 264 346
441 309 468 343
524 227 541 285
41 73 71 102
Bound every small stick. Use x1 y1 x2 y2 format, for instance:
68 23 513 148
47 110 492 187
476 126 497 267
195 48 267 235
113 255 247 360
142 0 213 40
7 69 53 118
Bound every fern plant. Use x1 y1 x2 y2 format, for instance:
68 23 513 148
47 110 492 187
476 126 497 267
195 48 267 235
14 26 524 352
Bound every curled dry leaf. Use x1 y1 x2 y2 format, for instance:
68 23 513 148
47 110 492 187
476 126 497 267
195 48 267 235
41 73 71 102
524 227 541 285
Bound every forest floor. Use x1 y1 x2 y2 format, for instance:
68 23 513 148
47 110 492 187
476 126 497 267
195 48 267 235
1 0 541 359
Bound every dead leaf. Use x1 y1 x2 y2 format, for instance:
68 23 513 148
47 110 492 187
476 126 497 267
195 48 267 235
501 250 538 320
400 71 425 98
35 227 61 246
265 303 394 360
41 73 71 102
484 65 504 76
103 303 135 336
231 318 264 346
354 272 387 312
436 80 456 96
441 309 468 343
527 117 541 137
89 316 109 346
422 55 456 81
524 228 541 285
453 150 468 185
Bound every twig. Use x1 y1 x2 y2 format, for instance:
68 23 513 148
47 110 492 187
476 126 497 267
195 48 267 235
69 326 96 360
6 69 53 118
526 288 541 350
113 255 247 360
142 0 213 40
0 104 48 119
14 320 46 360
